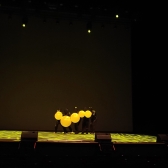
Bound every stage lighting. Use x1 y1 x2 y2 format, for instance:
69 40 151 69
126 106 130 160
157 134 168 143
95 133 112 143
115 14 119 18
21 131 38 141
22 16 28 27
87 21 92 33
95 133 115 153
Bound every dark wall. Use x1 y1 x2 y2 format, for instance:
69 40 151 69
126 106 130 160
0 14 132 132
131 10 167 134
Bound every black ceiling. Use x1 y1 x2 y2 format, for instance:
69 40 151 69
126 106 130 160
0 0 145 21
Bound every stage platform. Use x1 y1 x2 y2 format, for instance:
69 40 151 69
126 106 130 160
0 130 167 167
0 130 157 143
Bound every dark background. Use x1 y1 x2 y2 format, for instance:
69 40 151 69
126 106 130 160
131 5 166 134
0 0 166 134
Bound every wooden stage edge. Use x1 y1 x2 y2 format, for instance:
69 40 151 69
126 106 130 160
0 140 159 145
1 130 167 144
0 139 165 145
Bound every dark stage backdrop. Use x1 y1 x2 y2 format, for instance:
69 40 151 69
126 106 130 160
0 14 132 132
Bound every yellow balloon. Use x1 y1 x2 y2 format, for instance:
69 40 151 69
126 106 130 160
54 111 63 120
60 116 71 127
85 110 92 118
79 110 85 118
70 113 80 123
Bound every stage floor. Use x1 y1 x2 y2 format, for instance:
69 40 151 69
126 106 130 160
0 130 156 143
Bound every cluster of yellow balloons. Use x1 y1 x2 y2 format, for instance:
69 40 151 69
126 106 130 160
54 110 92 127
